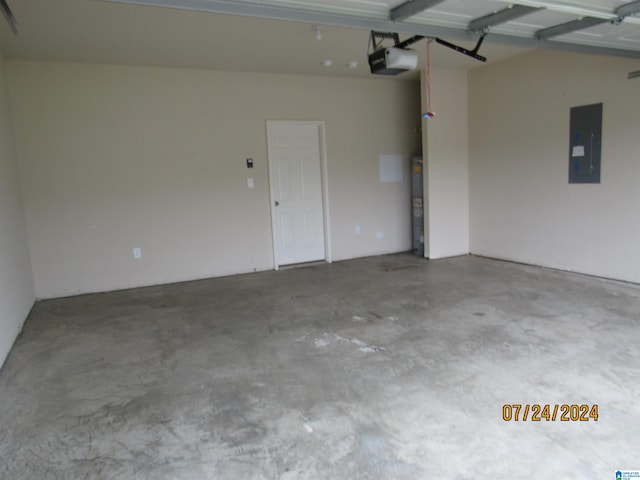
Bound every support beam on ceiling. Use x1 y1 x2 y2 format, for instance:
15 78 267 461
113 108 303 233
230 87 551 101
99 0 640 59
468 5 541 32
535 16 608 40
389 0 446 22
616 0 640 19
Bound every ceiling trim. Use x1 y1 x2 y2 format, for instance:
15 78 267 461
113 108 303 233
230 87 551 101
99 0 640 59
0 0 17 34
492 0 640 25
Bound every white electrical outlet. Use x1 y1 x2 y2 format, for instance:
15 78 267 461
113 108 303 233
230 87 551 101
133 247 142 259
247 178 254 189
355 225 361 235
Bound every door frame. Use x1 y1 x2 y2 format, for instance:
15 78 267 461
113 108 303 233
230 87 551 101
266 120 332 270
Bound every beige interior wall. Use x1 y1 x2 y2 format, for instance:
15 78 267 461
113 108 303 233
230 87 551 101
6 61 420 299
421 68 470 259
469 50 640 283
0 53 35 367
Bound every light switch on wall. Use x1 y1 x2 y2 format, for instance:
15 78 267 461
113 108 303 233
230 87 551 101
133 247 142 259
247 178 254 189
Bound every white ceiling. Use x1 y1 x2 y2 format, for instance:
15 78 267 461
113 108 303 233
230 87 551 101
0 0 638 78
98 0 640 54
0 0 530 78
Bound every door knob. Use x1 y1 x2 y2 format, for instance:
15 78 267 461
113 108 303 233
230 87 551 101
275 201 279 206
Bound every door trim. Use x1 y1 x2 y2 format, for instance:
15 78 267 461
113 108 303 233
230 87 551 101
266 120 332 270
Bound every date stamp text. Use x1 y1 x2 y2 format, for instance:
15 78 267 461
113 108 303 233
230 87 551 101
502 404 599 422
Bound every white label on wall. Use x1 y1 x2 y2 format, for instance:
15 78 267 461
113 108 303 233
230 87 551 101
380 154 404 183
572 145 585 157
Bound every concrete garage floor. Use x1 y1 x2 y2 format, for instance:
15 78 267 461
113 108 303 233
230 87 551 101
0 254 639 479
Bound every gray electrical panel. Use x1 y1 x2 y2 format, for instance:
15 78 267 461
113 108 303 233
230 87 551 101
411 157 424 256
569 103 602 184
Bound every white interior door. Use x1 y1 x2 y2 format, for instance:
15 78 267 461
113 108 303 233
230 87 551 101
267 122 326 267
